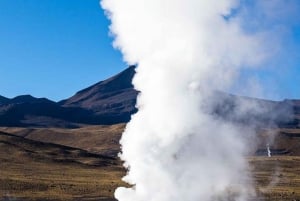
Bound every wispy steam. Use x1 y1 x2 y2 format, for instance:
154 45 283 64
101 0 294 200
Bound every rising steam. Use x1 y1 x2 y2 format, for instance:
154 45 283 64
101 0 294 201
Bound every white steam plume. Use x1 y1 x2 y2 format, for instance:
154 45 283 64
101 0 291 201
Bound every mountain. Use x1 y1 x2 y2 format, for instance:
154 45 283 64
0 66 138 128
0 95 10 105
0 65 299 128
10 95 54 104
209 92 297 128
60 65 138 123
0 96 93 128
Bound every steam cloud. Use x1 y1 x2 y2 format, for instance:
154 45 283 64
101 0 296 200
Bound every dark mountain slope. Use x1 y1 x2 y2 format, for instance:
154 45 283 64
0 100 96 128
0 95 98 128
60 65 138 123
61 66 136 107
0 65 299 128
0 95 10 105
0 66 138 127
9 95 54 104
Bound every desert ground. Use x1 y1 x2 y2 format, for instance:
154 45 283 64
250 156 300 201
1 125 300 201
0 130 125 201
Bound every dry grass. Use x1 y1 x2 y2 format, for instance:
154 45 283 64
2 126 300 200
250 156 300 200
0 132 126 201
0 124 125 157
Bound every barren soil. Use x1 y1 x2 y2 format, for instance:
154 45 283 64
1 127 300 200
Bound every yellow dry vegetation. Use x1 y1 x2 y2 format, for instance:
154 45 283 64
0 132 126 201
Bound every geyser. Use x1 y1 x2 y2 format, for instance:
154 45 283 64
267 144 272 158
101 0 295 200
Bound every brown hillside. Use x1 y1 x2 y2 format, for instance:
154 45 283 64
0 131 125 201
0 124 125 157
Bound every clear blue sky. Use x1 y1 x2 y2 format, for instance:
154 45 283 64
0 0 299 101
0 0 125 101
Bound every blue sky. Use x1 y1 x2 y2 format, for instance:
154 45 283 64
0 0 125 101
0 0 299 101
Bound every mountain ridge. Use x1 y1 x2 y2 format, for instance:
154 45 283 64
0 66 299 128
0 66 137 127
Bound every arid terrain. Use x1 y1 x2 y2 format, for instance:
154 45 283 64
250 156 300 201
0 130 125 201
0 124 125 157
1 125 300 201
